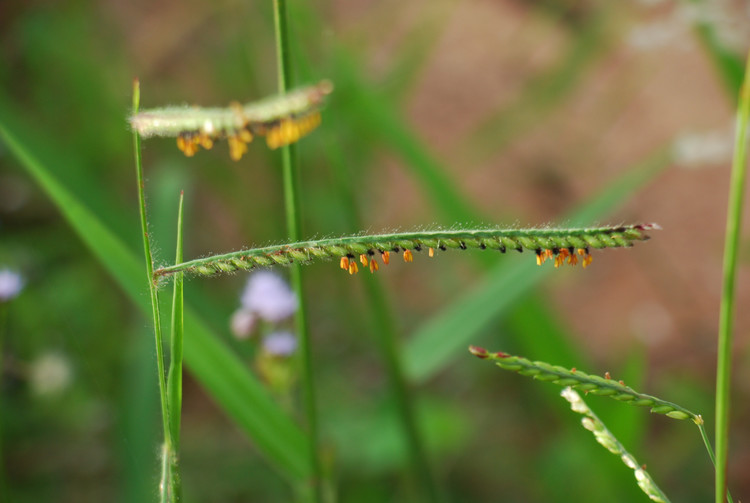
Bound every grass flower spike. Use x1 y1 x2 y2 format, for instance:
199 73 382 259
129 80 332 160
154 224 658 279
468 346 701 423
560 388 671 503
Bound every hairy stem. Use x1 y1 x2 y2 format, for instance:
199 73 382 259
273 1 322 500
132 80 176 503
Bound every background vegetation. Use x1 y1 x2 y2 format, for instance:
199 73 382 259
1 1 748 501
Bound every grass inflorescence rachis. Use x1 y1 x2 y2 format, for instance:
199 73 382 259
153 224 657 279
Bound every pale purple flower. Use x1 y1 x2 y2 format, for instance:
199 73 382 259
241 271 298 322
230 309 258 339
0 269 24 302
262 331 297 357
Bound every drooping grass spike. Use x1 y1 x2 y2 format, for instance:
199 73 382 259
153 223 659 279
468 346 701 424
129 80 332 160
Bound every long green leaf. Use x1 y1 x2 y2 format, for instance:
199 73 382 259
0 117 310 482
688 0 745 99
715 48 750 503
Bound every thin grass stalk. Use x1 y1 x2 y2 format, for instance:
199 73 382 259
272 2 322 500
132 80 176 503
715 49 750 503
699 421 734 503
362 277 441 502
166 191 185 500
324 131 440 501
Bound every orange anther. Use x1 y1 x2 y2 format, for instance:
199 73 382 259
403 249 413 263
583 254 593 268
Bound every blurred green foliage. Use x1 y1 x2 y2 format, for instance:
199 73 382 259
0 1 745 502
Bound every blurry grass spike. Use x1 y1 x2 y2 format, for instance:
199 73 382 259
153 224 658 279
129 80 332 160
468 346 701 424
560 388 671 503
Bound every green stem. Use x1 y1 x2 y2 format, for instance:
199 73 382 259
698 423 734 503
715 49 750 503
132 80 175 503
363 277 441 502
326 131 440 500
272 2 322 500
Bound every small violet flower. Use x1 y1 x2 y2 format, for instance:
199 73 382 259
0 269 24 302
262 331 297 357
240 271 298 322
230 309 258 340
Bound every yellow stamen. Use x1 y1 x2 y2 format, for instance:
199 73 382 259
360 254 369 266
340 256 349 270
348 261 358 275
177 135 199 157
198 133 214 150
429 247 435 257
403 249 413 263
369 259 379 273
382 251 390 265
568 253 578 266
265 112 322 149
228 135 248 161
554 254 565 268
239 129 253 143
577 248 587 256
604 371 611 380
536 254 544 266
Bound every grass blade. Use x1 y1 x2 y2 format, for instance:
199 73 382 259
688 0 745 99
714 48 750 503
166 191 185 500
